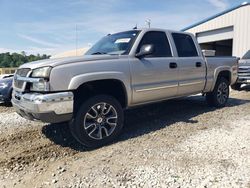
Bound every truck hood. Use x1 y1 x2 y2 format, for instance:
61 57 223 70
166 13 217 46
239 59 250 66
0 76 13 84
19 55 120 70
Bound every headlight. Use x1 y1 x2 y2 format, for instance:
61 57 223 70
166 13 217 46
31 67 52 78
30 67 52 91
30 80 50 92
0 82 8 89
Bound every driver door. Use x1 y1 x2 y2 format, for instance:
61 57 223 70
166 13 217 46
130 31 179 104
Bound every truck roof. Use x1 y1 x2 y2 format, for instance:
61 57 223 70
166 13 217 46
114 28 189 35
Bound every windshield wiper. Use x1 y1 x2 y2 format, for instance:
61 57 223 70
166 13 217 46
91 52 107 55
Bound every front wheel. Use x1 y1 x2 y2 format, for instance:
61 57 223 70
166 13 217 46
206 77 229 108
70 95 124 149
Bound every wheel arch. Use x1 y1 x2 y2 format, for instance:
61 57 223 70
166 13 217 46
69 71 131 103
211 67 232 91
72 77 129 115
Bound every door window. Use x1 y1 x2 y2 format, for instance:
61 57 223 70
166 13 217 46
137 31 172 57
172 33 198 57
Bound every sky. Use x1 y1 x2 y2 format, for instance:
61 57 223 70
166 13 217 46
0 0 246 55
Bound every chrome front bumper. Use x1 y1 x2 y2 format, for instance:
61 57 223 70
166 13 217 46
12 91 74 123
238 76 250 84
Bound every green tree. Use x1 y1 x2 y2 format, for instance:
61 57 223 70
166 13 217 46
0 52 50 68
1 53 12 67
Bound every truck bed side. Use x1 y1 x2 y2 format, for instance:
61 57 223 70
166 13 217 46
204 56 238 92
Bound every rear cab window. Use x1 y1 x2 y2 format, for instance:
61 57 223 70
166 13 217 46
172 33 198 57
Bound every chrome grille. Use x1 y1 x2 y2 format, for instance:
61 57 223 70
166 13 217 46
14 68 31 90
238 66 250 79
16 68 30 77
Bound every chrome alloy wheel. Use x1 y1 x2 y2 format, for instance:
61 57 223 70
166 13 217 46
83 103 118 140
217 82 229 104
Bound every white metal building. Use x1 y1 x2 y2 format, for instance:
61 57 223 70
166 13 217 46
51 47 89 59
183 2 250 58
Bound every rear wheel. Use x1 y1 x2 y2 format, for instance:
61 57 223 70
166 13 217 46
70 95 124 149
206 77 229 108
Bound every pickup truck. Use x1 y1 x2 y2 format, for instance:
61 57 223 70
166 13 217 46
231 50 250 90
12 28 238 148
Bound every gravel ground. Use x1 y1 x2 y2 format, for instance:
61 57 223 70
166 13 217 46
0 87 249 188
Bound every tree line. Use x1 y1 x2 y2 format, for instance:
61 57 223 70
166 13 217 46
0 51 50 68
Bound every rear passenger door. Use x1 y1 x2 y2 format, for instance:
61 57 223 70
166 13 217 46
172 33 206 95
130 31 179 104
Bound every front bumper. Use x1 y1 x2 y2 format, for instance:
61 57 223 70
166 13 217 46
238 78 250 84
11 91 74 123
237 76 250 84
0 88 8 102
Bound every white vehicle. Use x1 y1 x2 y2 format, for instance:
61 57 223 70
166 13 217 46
232 50 250 90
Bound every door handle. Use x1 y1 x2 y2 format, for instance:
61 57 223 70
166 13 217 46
169 62 177 69
196 62 202 67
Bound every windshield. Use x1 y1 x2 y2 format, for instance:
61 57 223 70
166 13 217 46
242 50 250 59
85 30 140 55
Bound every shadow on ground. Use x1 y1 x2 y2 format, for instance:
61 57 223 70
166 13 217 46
0 102 12 107
42 95 250 151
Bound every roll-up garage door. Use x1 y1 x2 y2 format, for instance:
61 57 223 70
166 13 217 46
196 26 234 43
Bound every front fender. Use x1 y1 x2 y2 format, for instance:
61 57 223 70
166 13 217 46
68 71 132 105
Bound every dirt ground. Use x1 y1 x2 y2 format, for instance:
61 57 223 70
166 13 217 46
0 87 249 188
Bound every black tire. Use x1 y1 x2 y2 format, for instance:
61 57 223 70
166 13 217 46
5 89 13 106
4 100 12 107
231 83 242 91
70 95 124 149
206 77 229 108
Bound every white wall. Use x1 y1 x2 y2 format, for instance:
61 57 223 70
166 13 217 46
185 5 250 58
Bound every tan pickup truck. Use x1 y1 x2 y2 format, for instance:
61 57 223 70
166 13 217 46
12 28 238 148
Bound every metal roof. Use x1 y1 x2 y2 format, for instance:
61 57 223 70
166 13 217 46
182 2 250 31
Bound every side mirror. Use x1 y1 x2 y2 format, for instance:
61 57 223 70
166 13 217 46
135 44 154 58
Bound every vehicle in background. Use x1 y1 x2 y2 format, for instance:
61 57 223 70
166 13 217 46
231 50 250 90
0 74 14 80
12 28 238 148
0 76 13 104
